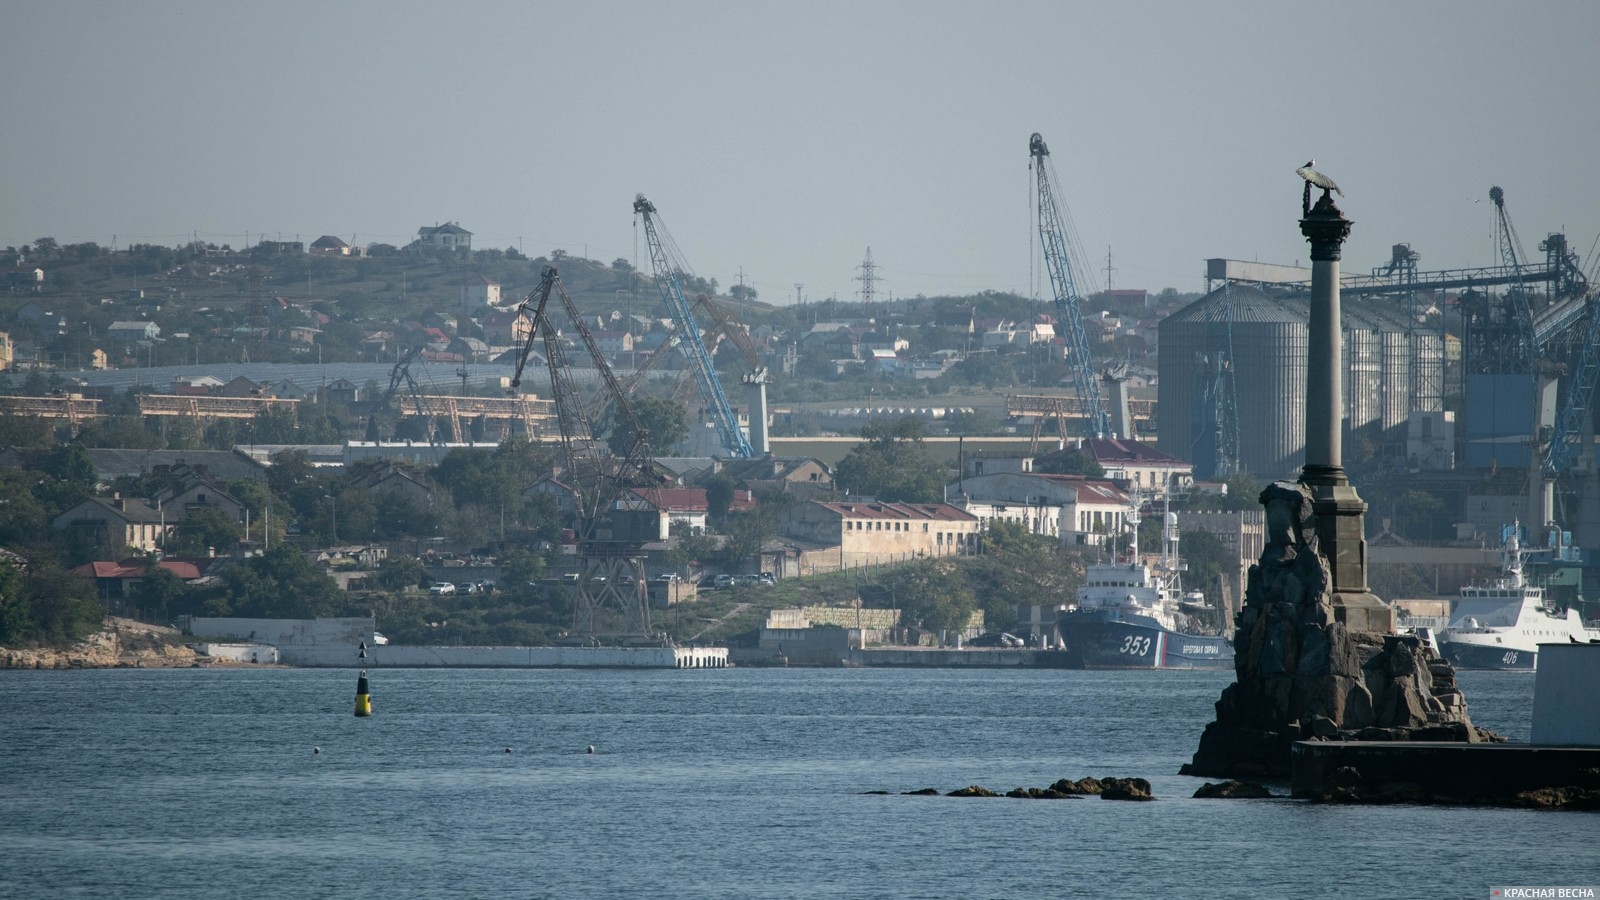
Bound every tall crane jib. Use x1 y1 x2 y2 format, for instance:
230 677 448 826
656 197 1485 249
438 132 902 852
1030 133 1111 438
508 266 657 639
632 194 755 458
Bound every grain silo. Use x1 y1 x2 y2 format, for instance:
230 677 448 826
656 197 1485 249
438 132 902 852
1159 285 1440 480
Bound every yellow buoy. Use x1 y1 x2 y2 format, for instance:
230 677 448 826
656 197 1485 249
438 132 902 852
354 669 372 717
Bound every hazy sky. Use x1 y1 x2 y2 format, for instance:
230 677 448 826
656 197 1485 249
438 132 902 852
5 1 1599 304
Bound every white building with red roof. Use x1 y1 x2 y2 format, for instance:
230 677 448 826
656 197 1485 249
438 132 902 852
945 472 1134 547
621 487 755 538
779 500 979 567
1074 438 1194 495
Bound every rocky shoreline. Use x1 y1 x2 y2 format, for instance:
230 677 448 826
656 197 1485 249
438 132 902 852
0 617 259 670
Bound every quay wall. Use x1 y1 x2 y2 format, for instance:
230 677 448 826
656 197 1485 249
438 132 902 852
183 616 726 668
290 644 728 668
849 648 1043 667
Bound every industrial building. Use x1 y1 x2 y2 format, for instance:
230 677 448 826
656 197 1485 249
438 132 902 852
1157 282 1443 480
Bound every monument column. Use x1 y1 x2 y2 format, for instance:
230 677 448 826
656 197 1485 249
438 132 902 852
1299 192 1392 633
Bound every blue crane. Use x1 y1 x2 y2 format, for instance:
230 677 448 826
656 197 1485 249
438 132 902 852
1540 233 1596 480
632 194 754 458
1030 133 1110 438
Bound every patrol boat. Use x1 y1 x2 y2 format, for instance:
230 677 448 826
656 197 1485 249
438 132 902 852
1058 502 1233 669
1439 524 1599 670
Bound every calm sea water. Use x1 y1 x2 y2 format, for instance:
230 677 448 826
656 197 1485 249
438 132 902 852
0 667 1590 899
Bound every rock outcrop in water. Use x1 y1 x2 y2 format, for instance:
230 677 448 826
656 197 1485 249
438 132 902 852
1182 481 1498 779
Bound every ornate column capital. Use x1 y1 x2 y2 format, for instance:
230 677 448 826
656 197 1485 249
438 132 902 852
1299 194 1352 261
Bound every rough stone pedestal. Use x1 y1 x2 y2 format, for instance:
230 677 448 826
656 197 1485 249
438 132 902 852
1181 482 1496 779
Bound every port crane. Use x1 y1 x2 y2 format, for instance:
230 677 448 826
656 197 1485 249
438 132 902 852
510 266 659 639
1030 133 1111 438
633 194 754 458
1490 185 1540 377
1483 186 1600 541
381 343 455 444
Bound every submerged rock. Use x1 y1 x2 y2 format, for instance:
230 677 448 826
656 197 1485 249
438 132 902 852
1193 780 1273 799
1099 777 1155 801
1046 777 1104 795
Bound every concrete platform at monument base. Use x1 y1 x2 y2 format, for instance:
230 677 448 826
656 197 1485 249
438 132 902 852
1291 643 1600 803
1290 740 1600 801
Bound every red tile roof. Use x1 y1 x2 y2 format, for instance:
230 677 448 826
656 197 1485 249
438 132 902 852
72 559 202 580
812 501 977 522
629 488 754 512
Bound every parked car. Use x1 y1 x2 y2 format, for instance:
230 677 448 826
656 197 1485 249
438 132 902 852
428 582 456 596
650 573 681 584
757 572 776 585
712 574 737 588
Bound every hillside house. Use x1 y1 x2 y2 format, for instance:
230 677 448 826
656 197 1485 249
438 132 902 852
52 496 175 553
149 468 246 525
417 222 472 252
702 455 833 496
323 378 361 405
622 487 756 538
591 330 634 355
482 309 532 345
348 460 434 505
309 235 354 257
72 558 204 602
462 274 501 310
107 321 160 343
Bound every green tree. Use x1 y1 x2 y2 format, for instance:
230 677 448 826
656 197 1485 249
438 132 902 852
960 521 1080 633
0 469 49 547
243 405 301 443
0 562 30 645
882 559 977 635
376 555 429 591
833 416 948 502
1188 471 1265 512
0 415 55 449
129 565 191 622
718 510 774 571
1033 447 1105 477
1393 488 1448 541
1175 529 1232 627
608 396 688 457
209 544 344 619
21 564 104 644
704 474 736 526
166 507 243 556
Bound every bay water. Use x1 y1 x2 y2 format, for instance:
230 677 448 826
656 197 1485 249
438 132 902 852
1 667 1592 898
